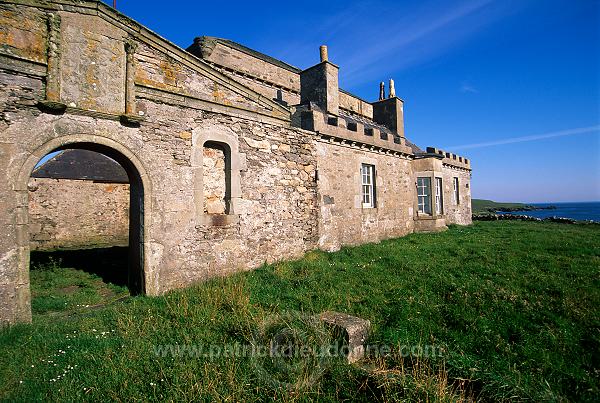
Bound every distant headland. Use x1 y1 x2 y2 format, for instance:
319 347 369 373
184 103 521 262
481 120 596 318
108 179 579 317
472 199 600 223
472 199 556 214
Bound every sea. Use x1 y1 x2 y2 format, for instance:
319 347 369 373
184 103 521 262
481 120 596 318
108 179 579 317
501 202 600 222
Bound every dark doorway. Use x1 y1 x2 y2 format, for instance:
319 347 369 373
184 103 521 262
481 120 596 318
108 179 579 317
30 247 129 286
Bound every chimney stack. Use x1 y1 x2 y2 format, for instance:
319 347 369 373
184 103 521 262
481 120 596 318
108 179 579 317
389 79 396 98
320 45 328 62
300 45 339 115
379 82 385 101
372 79 404 136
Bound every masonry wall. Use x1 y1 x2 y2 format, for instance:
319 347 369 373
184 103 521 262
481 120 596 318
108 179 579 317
134 97 319 292
191 40 301 109
194 39 374 119
315 141 415 251
28 178 129 251
442 166 472 225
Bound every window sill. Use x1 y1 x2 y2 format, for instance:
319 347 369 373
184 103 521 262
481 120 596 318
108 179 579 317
415 214 444 221
199 214 239 227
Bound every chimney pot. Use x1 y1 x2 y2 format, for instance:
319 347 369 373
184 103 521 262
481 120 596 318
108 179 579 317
379 82 385 101
389 79 396 98
320 45 328 62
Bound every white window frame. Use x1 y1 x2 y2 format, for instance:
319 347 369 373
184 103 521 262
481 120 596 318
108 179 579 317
435 177 443 215
361 164 376 208
417 177 431 215
453 177 460 205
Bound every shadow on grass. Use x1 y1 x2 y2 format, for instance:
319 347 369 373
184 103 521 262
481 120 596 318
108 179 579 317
30 246 129 288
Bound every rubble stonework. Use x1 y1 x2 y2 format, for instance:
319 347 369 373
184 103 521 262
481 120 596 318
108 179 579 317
28 178 130 251
0 0 472 324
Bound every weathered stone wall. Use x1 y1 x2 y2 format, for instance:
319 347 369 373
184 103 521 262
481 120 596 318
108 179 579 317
0 68 45 323
442 166 472 225
193 39 373 119
211 71 300 107
339 91 373 119
125 93 319 293
60 12 126 114
28 178 129 251
191 39 301 107
0 0 308 323
0 4 48 64
315 141 415 251
202 40 300 92
135 42 267 115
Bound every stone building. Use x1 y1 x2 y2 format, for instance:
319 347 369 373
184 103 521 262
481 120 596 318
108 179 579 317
0 0 471 324
29 149 130 251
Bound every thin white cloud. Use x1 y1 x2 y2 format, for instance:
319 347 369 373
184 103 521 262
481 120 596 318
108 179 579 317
342 0 494 76
444 125 600 150
268 0 507 86
460 82 479 93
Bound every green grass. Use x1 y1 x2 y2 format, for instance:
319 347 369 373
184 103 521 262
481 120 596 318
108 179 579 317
471 198 531 213
29 257 129 316
1 221 598 401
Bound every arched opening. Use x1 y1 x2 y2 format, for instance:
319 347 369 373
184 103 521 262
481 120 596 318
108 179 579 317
27 142 145 307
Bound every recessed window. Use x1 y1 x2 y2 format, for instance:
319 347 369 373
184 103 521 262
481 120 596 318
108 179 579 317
435 177 443 215
361 164 376 208
417 177 431 215
203 141 230 215
453 177 460 205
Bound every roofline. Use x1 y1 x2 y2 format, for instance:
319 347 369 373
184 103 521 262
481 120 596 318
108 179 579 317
31 150 65 175
414 152 445 160
4 0 291 120
339 89 372 104
195 37 377 105
196 36 302 73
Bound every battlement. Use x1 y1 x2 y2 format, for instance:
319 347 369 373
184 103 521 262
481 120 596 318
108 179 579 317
295 103 413 155
425 147 471 170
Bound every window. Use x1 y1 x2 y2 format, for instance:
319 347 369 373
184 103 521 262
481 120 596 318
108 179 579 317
417 177 431 214
203 141 230 215
453 177 460 205
435 177 443 215
361 164 376 208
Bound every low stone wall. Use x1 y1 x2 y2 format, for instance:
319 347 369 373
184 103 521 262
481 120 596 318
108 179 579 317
28 178 129 251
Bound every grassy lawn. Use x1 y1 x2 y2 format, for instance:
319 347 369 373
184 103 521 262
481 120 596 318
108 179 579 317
1 221 598 401
28 256 129 317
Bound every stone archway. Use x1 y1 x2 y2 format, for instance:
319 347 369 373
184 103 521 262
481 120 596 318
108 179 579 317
13 135 152 322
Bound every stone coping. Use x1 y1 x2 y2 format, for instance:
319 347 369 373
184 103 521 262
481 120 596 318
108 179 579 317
297 106 413 156
424 147 471 170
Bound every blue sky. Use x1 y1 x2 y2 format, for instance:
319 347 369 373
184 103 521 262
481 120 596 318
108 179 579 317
105 0 599 203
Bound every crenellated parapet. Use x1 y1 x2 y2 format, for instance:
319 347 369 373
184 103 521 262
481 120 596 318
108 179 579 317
293 103 413 155
425 147 471 170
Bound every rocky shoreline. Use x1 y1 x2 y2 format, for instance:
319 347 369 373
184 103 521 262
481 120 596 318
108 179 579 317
494 205 556 213
472 213 598 224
